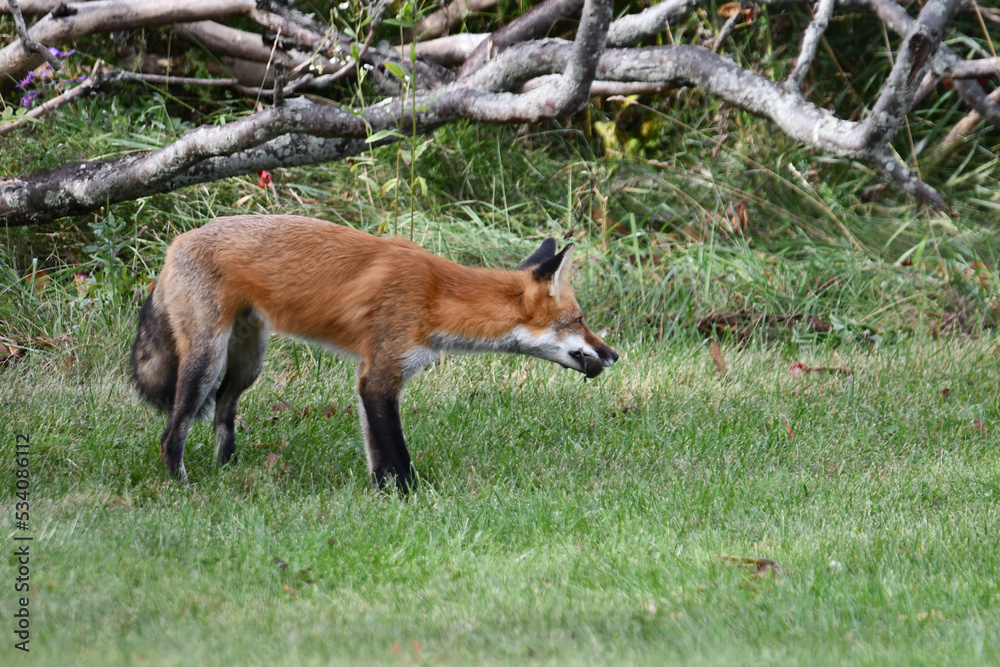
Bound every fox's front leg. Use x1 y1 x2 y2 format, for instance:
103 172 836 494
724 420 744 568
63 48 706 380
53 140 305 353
357 361 415 493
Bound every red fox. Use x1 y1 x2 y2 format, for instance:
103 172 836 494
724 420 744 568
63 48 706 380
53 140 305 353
131 215 618 491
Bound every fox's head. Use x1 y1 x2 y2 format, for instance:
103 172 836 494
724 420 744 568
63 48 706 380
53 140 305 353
517 238 619 378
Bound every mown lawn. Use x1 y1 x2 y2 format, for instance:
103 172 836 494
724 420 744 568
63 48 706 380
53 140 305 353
3 331 998 665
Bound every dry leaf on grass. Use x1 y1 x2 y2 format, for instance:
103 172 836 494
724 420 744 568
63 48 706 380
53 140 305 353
718 556 781 575
709 339 728 377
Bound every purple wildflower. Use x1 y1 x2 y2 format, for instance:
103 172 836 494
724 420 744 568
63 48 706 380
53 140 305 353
47 46 75 59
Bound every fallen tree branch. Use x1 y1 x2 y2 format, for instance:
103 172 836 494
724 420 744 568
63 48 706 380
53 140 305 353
459 0 583 78
787 0 836 89
408 0 497 41
0 0 614 225
7 0 61 70
0 0 258 85
848 0 1000 132
0 0 94 14
174 21 300 67
398 32 488 66
605 0 697 47
932 86 1000 157
1 0 996 224
944 56 1000 80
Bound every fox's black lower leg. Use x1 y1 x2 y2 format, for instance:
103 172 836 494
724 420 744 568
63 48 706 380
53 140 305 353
161 339 226 481
358 381 415 493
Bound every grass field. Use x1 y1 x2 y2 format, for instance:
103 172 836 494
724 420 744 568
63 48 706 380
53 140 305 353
3 315 1000 664
3 124 1000 663
3 5 1000 660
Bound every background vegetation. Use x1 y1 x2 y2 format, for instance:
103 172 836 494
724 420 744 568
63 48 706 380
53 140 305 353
2 1 999 664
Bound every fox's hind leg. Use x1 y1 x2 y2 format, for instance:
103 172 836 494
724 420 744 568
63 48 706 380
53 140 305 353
160 334 228 482
213 309 268 466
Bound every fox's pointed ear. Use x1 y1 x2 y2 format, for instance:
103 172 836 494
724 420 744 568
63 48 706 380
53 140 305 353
532 244 575 296
518 237 558 271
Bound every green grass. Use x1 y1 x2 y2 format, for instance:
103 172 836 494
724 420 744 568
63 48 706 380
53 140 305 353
2 105 999 665
3 7 1000 661
3 323 999 664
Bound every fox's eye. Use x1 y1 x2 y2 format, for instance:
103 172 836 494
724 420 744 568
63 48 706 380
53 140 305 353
575 316 583 325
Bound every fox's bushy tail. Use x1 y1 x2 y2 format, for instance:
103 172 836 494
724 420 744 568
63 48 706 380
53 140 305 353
130 289 179 413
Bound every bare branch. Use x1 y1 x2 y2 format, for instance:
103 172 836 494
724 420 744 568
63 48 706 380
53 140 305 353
849 0 1000 134
871 146 948 211
2 133 373 226
459 0 584 79
606 0 698 47
246 3 327 45
0 0 94 14
409 0 498 41
860 0 967 150
7 0 62 70
460 0 612 122
0 0 258 83
272 61 285 106
522 74 669 97
0 61 107 136
943 57 1000 80
952 78 1000 130
174 21 299 66
787 0 836 89
398 33 488 67
712 10 742 54
119 70 262 94
1 0 992 223
933 86 1000 155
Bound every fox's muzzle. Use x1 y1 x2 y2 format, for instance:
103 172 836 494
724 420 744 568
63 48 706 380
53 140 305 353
571 345 618 378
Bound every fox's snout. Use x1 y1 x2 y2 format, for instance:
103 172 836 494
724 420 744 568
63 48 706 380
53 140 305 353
571 341 618 379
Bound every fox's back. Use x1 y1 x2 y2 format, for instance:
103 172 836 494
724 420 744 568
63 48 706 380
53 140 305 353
159 215 438 354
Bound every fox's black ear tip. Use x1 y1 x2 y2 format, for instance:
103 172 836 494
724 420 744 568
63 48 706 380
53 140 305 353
531 242 574 282
535 237 558 259
518 237 559 270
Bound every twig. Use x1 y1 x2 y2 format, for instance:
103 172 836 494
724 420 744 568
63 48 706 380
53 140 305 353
321 0 385 86
7 0 61 70
521 74 669 97
0 61 109 136
944 57 1000 80
461 0 612 121
951 77 1000 130
871 146 947 211
606 0 698 47
408 0 498 41
787 0 836 89
273 61 285 106
712 10 741 53
932 86 1000 156
282 1 385 94
396 33 488 67
0 0 92 13
459 0 584 79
